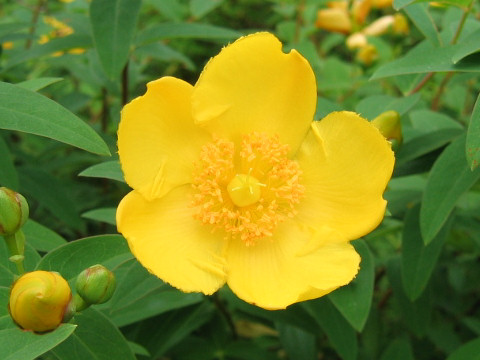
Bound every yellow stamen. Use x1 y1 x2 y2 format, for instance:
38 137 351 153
192 132 305 245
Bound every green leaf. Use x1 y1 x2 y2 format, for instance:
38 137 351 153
387 257 432 337
403 3 441 46
49 308 135 360
393 0 415 10
19 167 83 230
36 234 132 281
447 337 480 360
303 298 357 360
0 134 19 190
0 286 15 329
355 94 420 120
421 135 480 244
0 324 76 360
380 338 415 360
82 208 116 226
371 41 480 80
16 77 63 92
224 340 278 360
99 258 203 327
190 0 224 18
277 323 316 360
0 82 110 155
135 43 195 70
137 23 242 45
90 0 142 79
328 240 374 331
0 240 41 287
78 160 125 182
22 219 67 253
401 205 450 301
453 28 480 63
466 93 480 170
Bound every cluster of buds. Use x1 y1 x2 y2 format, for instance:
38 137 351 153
315 0 409 65
38 16 85 56
8 265 116 333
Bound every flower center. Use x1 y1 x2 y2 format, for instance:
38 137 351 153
227 173 264 207
192 132 305 246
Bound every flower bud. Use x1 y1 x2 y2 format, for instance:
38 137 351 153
371 0 393 9
76 265 116 305
0 187 29 236
352 0 372 26
393 13 409 35
363 15 394 36
9 271 72 332
346 32 368 50
315 8 352 34
371 110 403 149
356 43 378 65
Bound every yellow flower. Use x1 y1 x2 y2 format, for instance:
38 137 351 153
116 33 394 310
9 271 72 332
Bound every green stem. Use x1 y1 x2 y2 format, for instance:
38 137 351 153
73 293 90 312
4 230 26 275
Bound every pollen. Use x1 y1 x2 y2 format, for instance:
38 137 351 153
192 132 305 245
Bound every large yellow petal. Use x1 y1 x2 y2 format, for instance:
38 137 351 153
226 221 360 310
118 77 210 201
295 111 395 241
192 32 317 154
116 186 227 294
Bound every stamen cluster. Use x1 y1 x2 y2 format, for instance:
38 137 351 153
192 132 305 245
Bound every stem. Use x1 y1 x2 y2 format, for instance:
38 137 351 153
431 72 454 110
26 0 46 49
4 231 26 275
101 87 109 133
121 62 129 106
212 293 238 339
408 72 434 96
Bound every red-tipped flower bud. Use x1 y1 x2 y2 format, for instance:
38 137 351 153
76 265 116 305
0 187 29 236
9 271 72 332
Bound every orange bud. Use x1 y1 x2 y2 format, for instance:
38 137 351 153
352 0 372 25
9 271 72 332
356 43 378 65
316 8 352 34
371 0 393 8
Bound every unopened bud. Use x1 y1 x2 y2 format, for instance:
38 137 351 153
9 271 72 332
352 0 372 25
0 187 29 236
315 8 352 34
363 15 394 36
76 265 116 305
356 43 378 65
371 110 403 149
371 0 393 8
393 14 409 35
346 32 368 50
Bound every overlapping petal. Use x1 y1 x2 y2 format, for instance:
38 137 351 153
226 221 360 309
192 32 317 155
295 111 395 241
118 77 211 200
116 186 228 294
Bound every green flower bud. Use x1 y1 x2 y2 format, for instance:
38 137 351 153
76 265 116 305
9 271 72 332
0 187 29 236
371 110 403 150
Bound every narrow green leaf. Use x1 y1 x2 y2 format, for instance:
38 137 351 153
0 324 76 360
90 0 142 79
447 337 480 360
225 341 278 360
404 3 441 46
82 208 116 225
78 160 125 182
371 41 480 80
22 219 67 253
0 286 15 329
355 93 420 120
453 28 480 63
466 92 480 170
190 0 224 18
137 22 242 45
0 134 19 190
49 309 135 360
303 298 357 360
393 0 415 10
99 259 202 327
16 77 63 92
421 135 480 243
277 323 316 360
401 205 450 301
0 82 110 155
135 43 196 70
329 240 374 331
36 235 132 281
